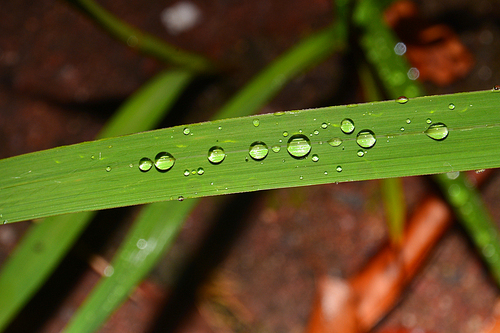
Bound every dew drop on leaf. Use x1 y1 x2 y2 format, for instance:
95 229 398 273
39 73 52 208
336 165 342 172
406 118 411 124
178 196 184 201
155 152 175 171
271 145 281 153
253 119 260 127
183 127 190 135
197 167 204 175
321 122 328 129
139 158 153 172
396 96 408 104
426 118 432 124
425 123 449 141
208 146 226 164
184 169 190 176
287 134 311 158
493 85 500 91
105 166 112 172
313 130 319 135
340 119 355 134
327 137 342 147
357 150 365 157
356 130 377 149
283 131 289 137
448 103 455 110
249 141 269 160
311 154 319 162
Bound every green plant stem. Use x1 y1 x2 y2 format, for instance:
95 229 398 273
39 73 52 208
64 0 216 73
0 69 194 332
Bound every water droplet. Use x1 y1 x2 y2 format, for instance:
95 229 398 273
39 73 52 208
446 171 460 180
197 167 204 175
336 166 342 172
356 130 376 148
155 152 175 171
184 169 190 176
105 166 112 172
271 145 281 153
283 131 289 137
400 127 405 132
448 103 455 110
91 155 95 160
103 265 114 277
357 150 365 157
426 118 432 124
425 123 449 141
178 196 184 201
394 42 407 55
475 169 485 174
340 119 355 134
253 119 260 127
2 220 7 225
129 164 134 168
311 154 319 162
299 175 303 180
139 158 153 172
183 127 190 135
321 122 328 129
396 96 408 104
191 169 196 175
208 146 226 164
287 134 311 158
274 111 285 116
327 137 343 147
493 85 500 91
249 141 269 160
313 130 319 135
324 171 328 175
136 239 148 250
218 126 222 130
406 118 411 124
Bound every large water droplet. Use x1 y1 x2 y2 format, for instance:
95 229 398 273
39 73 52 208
155 152 175 171
356 130 376 148
139 158 153 172
425 123 449 141
287 134 311 158
340 119 355 134
208 146 226 164
249 141 269 160
253 119 260 127
396 96 408 104
327 137 342 147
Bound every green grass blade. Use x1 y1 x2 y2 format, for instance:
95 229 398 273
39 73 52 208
356 0 500 286
0 69 193 331
64 0 215 73
62 23 348 333
2 90 500 224
380 177 406 246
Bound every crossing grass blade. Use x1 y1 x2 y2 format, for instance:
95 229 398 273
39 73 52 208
0 69 194 331
1 89 500 225
61 22 347 333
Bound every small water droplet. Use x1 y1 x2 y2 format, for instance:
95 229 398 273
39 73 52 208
400 127 405 132
299 175 303 180
178 196 184 201
139 158 153 172
321 123 328 129
475 169 485 174
311 154 319 162
2 220 7 225
103 265 114 277
197 167 204 175
136 239 147 250
129 164 133 168
191 169 196 175
283 131 289 137
426 118 432 124
91 155 95 160
340 119 355 134
105 166 112 172
287 134 311 158
271 145 281 153
274 111 285 116
396 96 408 104
327 137 343 147
313 130 319 135
406 118 411 124
218 126 222 130
446 171 460 180
324 171 328 175
184 169 190 176
357 150 365 157
356 130 376 148
493 85 500 91
249 141 269 160
208 146 226 164
336 166 342 172
448 103 455 110
155 152 175 171
253 119 260 127
183 127 190 135
425 123 449 141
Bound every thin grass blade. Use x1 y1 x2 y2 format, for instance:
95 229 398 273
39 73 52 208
0 69 193 331
62 22 348 333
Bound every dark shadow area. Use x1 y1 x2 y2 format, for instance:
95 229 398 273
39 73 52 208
147 192 256 333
